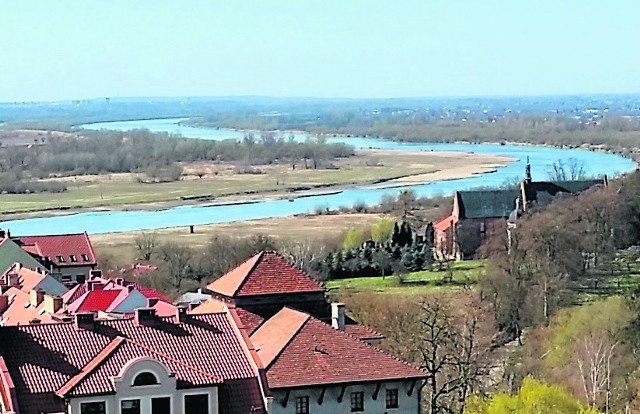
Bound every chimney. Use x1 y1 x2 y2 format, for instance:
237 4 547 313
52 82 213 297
176 305 188 323
115 277 124 286
74 312 96 330
331 302 346 331
134 307 157 327
44 295 63 313
90 269 103 279
29 289 45 308
147 297 159 307
0 295 8 313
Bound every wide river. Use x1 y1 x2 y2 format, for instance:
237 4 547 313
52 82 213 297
1 118 636 235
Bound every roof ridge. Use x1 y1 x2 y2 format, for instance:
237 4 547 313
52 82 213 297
232 251 264 296
261 308 311 370
56 336 126 397
123 338 223 383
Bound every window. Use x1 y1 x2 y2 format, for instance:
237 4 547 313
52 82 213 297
132 371 159 386
184 394 209 414
350 392 364 412
61 275 72 282
70 255 77 262
121 399 140 414
295 396 309 414
152 397 171 414
81 401 106 414
57 255 65 262
385 388 399 409
76 274 86 284
82 253 90 261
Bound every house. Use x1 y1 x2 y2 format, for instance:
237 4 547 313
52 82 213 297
205 251 327 319
434 162 608 259
12 232 97 284
0 237 46 276
250 306 426 414
63 276 176 318
0 307 270 414
199 252 385 342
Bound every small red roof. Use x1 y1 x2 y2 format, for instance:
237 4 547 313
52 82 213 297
75 290 121 312
207 252 324 298
250 308 425 389
14 232 97 267
434 214 455 232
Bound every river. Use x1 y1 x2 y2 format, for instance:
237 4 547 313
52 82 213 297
0 118 635 235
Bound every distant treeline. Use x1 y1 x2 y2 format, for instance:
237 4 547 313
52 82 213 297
190 112 640 158
0 129 354 193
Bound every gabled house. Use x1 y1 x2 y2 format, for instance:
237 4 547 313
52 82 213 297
250 307 426 414
0 307 269 414
13 232 97 284
205 251 327 319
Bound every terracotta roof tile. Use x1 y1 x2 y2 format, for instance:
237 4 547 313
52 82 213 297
192 300 265 334
251 308 425 389
14 232 97 267
207 252 324 297
0 312 265 414
343 324 386 341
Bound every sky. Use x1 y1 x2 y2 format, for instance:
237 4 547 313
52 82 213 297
1 0 640 102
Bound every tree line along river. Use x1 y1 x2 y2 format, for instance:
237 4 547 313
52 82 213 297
0 118 635 235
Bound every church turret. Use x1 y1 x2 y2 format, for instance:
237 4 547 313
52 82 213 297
524 156 532 185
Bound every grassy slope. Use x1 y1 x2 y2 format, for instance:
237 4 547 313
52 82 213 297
325 260 486 296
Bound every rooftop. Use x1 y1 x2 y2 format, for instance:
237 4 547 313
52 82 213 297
13 232 97 268
0 311 265 414
206 251 324 298
250 308 425 389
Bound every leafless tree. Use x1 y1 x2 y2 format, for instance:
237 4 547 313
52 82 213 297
134 232 158 261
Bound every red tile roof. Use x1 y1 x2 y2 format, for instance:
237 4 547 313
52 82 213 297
75 290 121 312
14 232 97 267
251 308 425 389
57 337 223 398
192 299 266 334
0 312 265 414
343 324 386 342
206 252 324 298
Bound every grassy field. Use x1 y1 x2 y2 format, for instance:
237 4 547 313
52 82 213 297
0 149 508 215
325 260 486 296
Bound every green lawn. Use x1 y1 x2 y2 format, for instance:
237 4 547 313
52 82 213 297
325 260 486 295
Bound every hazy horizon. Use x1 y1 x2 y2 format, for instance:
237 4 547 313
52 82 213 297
2 0 640 102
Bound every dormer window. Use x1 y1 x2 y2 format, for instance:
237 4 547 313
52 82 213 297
56 255 65 263
132 371 159 386
70 255 77 262
81 254 90 261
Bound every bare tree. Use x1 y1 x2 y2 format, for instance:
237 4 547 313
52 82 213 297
134 232 158 261
157 242 194 290
547 157 587 181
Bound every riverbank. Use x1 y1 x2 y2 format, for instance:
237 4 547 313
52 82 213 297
0 149 512 218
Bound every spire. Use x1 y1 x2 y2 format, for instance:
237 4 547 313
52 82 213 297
524 156 532 184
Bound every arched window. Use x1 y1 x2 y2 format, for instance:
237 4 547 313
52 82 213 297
132 371 159 386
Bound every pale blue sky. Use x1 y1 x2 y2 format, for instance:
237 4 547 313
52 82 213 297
1 0 639 102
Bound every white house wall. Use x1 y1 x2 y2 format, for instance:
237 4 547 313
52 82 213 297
270 380 420 414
